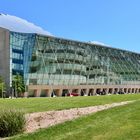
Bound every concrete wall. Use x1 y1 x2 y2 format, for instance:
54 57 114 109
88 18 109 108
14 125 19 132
0 28 10 93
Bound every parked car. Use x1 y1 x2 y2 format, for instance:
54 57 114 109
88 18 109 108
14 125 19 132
67 92 79 96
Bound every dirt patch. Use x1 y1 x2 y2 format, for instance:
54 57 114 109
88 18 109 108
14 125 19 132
25 100 134 133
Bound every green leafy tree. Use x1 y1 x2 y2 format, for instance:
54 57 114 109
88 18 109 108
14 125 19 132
12 74 25 98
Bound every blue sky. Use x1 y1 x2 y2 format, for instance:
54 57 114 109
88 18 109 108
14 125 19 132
0 0 140 53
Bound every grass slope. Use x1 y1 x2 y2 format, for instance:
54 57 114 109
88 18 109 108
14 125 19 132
0 94 140 113
10 100 140 140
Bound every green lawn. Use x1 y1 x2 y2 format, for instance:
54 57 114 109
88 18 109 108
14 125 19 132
0 94 140 113
9 99 140 140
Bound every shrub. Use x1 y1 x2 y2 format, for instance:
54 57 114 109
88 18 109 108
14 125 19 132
28 92 35 97
0 110 25 137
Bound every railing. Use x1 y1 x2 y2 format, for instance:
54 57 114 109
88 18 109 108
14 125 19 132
55 63 86 72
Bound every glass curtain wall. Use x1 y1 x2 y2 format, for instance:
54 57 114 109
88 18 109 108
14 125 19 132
28 35 87 85
28 35 140 86
10 32 35 86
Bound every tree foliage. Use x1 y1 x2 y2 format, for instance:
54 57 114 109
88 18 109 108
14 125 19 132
12 74 25 97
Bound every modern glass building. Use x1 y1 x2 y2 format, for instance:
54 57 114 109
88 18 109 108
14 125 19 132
1 28 140 96
0 14 140 97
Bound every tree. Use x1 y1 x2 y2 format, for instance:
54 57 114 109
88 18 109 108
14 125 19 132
0 76 6 98
12 74 25 98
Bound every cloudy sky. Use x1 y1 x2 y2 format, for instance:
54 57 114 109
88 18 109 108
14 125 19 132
0 0 140 53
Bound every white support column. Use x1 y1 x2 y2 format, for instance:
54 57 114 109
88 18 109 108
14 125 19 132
47 89 52 97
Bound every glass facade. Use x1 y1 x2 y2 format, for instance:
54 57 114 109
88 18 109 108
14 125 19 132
9 32 140 86
10 32 35 86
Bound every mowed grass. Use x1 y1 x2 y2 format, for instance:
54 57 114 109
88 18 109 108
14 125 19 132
9 100 140 140
0 94 140 113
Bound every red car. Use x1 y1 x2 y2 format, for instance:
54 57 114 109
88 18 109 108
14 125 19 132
67 92 79 96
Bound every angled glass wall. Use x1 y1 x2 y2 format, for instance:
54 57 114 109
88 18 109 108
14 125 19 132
28 35 87 85
27 34 140 86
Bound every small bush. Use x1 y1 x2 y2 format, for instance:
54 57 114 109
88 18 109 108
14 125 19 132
0 110 25 137
28 92 35 97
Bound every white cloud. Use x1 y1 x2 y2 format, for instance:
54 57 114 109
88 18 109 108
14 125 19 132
0 13 52 35
89 41 111 47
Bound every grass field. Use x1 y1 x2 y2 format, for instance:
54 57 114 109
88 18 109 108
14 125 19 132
9 98 140 140
0 94 140 113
